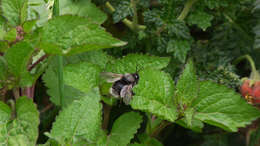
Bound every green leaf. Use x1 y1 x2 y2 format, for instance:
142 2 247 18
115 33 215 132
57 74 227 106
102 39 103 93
46 89 102 144
43 59 101 107
4 41 34 86
187 11 214 31
176 118 204 133
201 134 229 146
23 20 37 33
63 62 101 93
39 15 126 55
112 1 133 23
107 112 143 146
176 61 199 107
3 28 16 41
131 69 178 122
60 0 107 24
167 39 191 63
105 54 170 74
0 97 40 146
1 0 28 26
64 50 112 70
192 81 260 132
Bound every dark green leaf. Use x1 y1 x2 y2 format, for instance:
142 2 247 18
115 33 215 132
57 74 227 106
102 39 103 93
187 11 214 31
167 39 191 63
112 1 133 23
131 69 178 122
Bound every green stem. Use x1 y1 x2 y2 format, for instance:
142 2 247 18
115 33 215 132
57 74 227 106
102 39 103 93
234 55 256 73
177 0 198 21
53 0 64 108
131 0 138 31
105 1 146 31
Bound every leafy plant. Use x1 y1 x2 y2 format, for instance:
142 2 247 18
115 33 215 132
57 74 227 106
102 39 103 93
0 0 259 145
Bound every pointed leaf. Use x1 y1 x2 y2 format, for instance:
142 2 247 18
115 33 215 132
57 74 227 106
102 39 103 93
47 89 102 144
131 69 178 122
176 61 199 106
107 112 143 146
188 11 214 31
39 15 126 55
106 54 170 74
4 42 34 86
192 81 260 132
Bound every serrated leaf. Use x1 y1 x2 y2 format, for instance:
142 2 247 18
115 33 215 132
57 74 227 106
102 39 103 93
167 39 191 63
47 89 102 144
43 59 100 107
1 0 28 26
60 0 107 24
167 21 191 39
0 97 40 146
112 1 133 23
4 41 34 86
188 11 213 31
131 69 178 122
176 118 204 133
107 112 143 146
39 15 126 55
63 62 101 93
176 61 199 106
65 51 112 70
105 54 170 74
192 81 260 132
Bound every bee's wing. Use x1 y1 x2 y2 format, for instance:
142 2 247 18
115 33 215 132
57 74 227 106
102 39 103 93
120 85 133 105
100 72 123 83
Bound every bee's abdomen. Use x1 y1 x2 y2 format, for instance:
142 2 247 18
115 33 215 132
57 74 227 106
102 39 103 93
112 80 129 95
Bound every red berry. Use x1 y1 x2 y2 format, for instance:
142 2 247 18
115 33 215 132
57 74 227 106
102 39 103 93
240 80 253 97
252 81 260 104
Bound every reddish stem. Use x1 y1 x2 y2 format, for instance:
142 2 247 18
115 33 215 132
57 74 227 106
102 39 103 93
28 54 48 71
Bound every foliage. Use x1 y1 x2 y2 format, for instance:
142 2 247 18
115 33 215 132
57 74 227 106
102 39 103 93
0 0 259 145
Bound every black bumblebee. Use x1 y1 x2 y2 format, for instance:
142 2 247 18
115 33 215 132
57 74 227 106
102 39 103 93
101 72 139 104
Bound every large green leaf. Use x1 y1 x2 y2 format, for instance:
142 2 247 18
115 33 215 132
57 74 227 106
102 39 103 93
28 0 50 26
43 59 101 107
4 41 34 86
107 112 143 146
38 15 126 55
46 89 102 145
176 61 199 107
131 69 178 122
105 54 170 74
63 62 101 93
167 39 191 63
64 51 113 70
1 0 28 26
192 81 260 132
0 97 39 146
60 0 107 24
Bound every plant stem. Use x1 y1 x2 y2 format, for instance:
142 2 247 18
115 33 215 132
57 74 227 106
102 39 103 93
12 88 20 100
105 1 146 31
177 0 197 21
150 121 171 138
53 0 64 108
28 54 48 71
131 0 138 31
234 55 256 73
102 103 112 130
